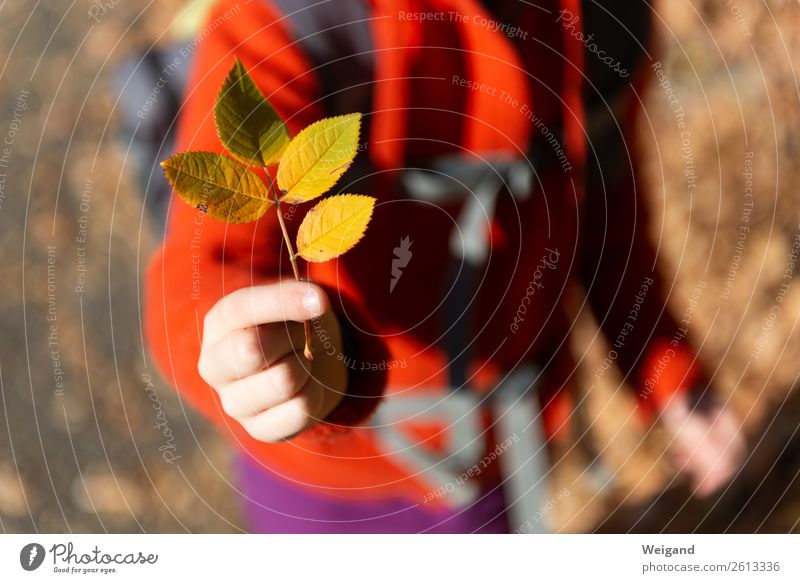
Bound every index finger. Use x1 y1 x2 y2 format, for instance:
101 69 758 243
203 280 327 344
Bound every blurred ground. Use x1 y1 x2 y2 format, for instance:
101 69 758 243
0 0 799 533
0 0 243 532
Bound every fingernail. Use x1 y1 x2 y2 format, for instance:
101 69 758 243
303 289 321 315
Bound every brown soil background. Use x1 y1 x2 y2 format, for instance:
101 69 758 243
0 0 798 532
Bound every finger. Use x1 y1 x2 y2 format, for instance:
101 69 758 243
199 322 305 386
218 352 311 419
693 472 724 498
679 426 731 497
708 408 746 460
691 447 739 497
240 383 327 442
204 281 328 344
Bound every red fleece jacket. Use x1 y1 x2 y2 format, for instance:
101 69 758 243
145 0 702 504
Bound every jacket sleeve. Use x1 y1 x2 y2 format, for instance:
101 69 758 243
144 0 387 444
579 63 705 414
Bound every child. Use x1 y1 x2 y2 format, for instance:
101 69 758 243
145 0 744 533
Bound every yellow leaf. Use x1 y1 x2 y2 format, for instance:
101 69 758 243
276 113 361 204
161 151 272 223
296 194 375 262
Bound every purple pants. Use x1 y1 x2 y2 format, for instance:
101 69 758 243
235 454 510 533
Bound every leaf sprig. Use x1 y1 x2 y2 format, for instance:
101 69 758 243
161 58 376 360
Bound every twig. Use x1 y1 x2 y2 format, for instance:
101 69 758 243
270 184 314 361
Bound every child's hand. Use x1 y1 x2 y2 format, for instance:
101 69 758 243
197 281 347 442
661 395 746 497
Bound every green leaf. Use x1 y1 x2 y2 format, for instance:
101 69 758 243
296 194 375 262
161 152 272 223
276 113 362 204
214 59 291 167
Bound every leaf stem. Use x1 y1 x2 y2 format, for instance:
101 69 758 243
271 187 314 361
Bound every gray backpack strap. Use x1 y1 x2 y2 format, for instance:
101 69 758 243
269 0 374 116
